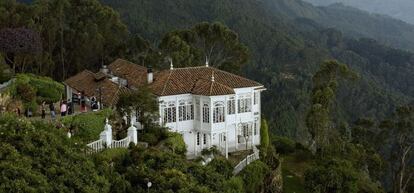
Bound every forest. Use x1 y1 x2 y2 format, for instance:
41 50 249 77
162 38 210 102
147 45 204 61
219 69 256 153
1 0 414 192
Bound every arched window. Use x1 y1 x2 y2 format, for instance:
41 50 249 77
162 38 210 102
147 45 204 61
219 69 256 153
213 102 225 123
203 103 210 123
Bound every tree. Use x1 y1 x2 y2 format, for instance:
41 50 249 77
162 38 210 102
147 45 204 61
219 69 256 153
0 27 42 72
305 159 358 193
260 117 270 157
381 105 414 193
116 86 158 128
159 22 249 73
240 160 270 193
306 60 357 153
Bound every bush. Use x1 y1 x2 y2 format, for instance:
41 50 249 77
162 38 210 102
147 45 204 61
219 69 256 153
12 74 64 103
61 109 113 143
304 159 358 193
239 160 270 193
272 136 296 154
164 132 186 155
208 157 234 178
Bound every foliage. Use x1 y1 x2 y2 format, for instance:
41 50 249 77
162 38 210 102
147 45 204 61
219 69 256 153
159 22 249 73
0 114 110 192
0 53 12 83
0 0 128 80
260 118 270 155
239 160 270 193
164 132 186 155
380 105 414 193
306 60 357 152
305 159 358 193
10 73 64 106
116 86 158 128
272 136 297 155
60 109 113 143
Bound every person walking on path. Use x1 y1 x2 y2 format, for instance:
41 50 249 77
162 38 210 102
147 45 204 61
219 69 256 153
41 101 46 119
60 101 67 117
49 102 56 119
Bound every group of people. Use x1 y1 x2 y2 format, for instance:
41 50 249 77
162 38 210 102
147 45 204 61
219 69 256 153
10 91 98 119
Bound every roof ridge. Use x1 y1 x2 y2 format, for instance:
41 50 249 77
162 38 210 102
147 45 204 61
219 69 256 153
161 70 173 96
211 67 263 86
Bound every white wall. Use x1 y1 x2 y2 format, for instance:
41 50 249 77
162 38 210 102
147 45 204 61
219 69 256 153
157 86 264 157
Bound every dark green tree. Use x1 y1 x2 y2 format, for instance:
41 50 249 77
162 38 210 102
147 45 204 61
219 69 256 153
116 86 158 128
159 22 249 73
381 105 414 193
306 60 357 153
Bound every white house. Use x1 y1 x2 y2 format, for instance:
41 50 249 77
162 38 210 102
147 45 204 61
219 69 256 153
64 59 266 158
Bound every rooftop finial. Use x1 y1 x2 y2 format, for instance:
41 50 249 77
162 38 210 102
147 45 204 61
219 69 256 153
205 56 209 67
169 58 174 70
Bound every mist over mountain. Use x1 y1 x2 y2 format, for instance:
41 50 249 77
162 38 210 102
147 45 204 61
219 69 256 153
304 0 414 24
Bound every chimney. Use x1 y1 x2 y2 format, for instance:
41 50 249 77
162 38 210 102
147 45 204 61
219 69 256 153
100 65 109 74
147 66 153 84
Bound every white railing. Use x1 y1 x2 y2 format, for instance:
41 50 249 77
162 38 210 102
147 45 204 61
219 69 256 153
0 79 14 92
110 137 131 149
87 139 105 153
233 147 260 175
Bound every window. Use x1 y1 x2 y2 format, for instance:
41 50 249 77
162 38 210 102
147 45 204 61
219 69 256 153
228 97 236 115
213 102 225 123
162 102 176 123
203 134 207 145
238 94 252 113
179 100 194 121
254 118 259 135
203 103 210 123
135 109 140 122
197 132 200 146
195 99 200 121
254 92 259 105
238 124 251 143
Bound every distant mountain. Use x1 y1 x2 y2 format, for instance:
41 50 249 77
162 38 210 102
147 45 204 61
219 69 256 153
303 0 414 25
263 0 414 52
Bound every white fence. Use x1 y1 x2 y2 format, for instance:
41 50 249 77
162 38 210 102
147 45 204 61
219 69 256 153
87 139 105 153
233 147 260 175
109 137 131 149
0 79 14 92
86 118 137 153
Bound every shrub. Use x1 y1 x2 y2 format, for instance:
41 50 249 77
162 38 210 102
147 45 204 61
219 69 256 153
164 132 186 155
239 160 270 193
272 136 296 154
11 74 64 103
304 159 358 193
60 109 113 143
16 82 36 103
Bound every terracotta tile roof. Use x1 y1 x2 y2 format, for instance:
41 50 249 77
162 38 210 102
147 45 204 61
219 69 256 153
191 78 235 96
149 66 263 96
64 70 129 107
108 59 148 88
65 59 264 99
